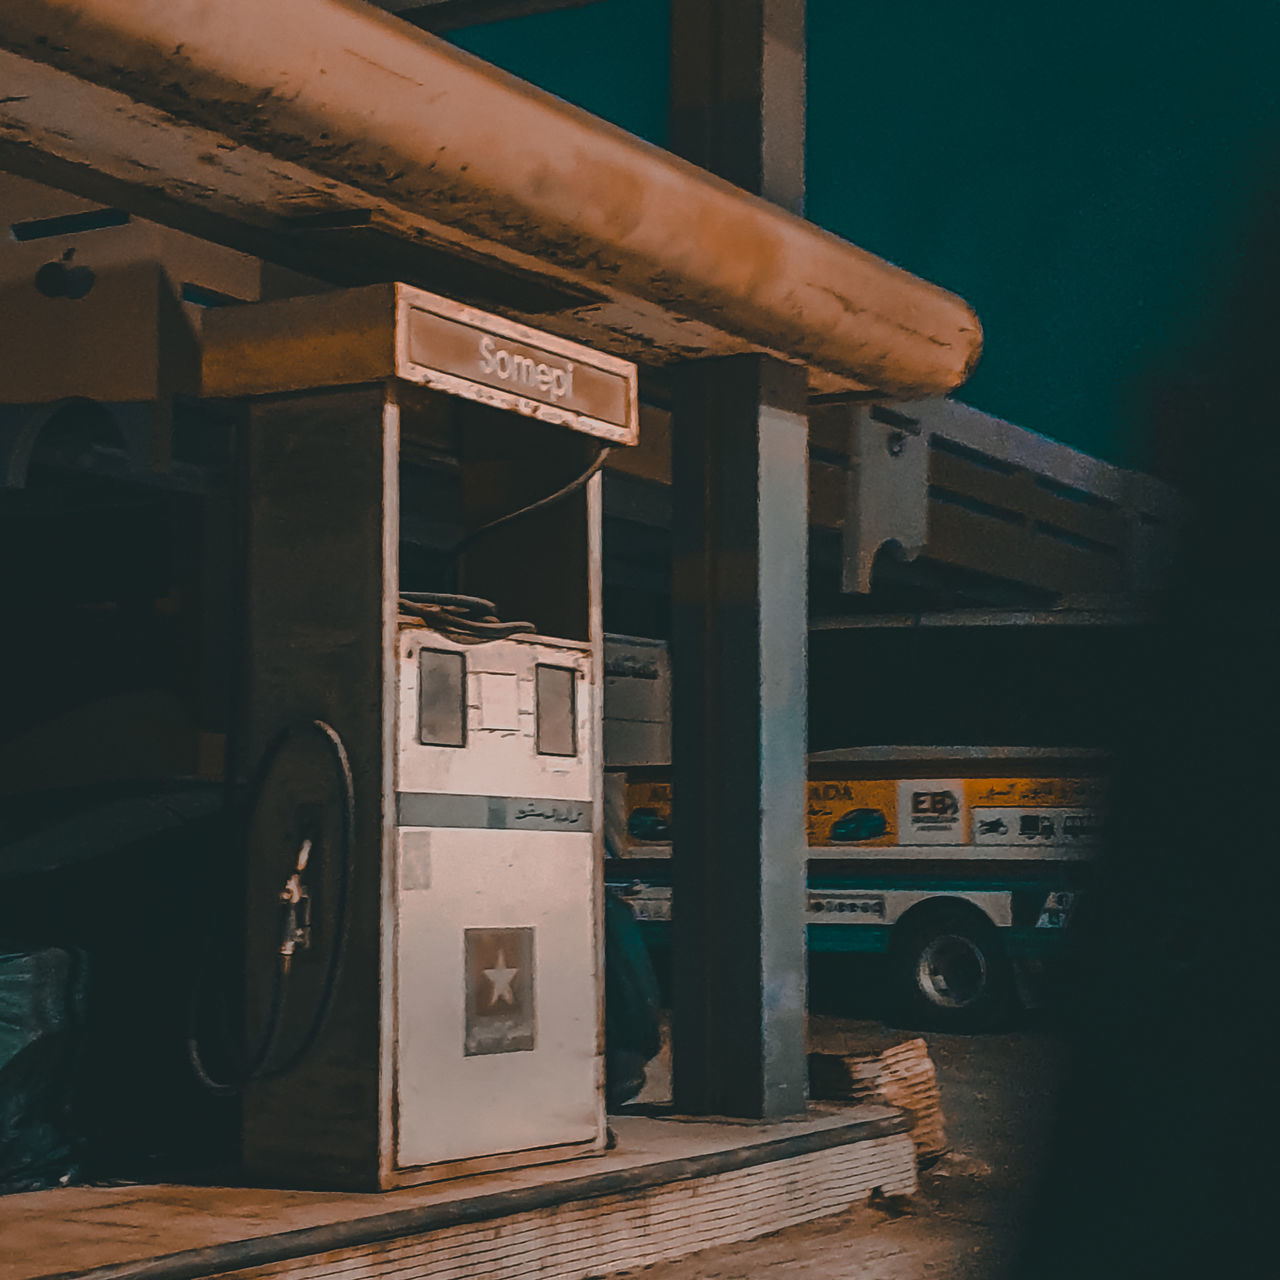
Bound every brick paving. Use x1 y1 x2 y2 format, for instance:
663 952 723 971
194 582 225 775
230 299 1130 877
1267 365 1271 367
609 1019 1064 1279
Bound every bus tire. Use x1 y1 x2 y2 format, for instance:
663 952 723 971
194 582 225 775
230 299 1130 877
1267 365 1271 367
888 903 1013 1032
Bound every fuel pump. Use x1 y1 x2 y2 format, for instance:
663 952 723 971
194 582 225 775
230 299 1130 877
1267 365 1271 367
202 283 637 1191
393 613 598 1168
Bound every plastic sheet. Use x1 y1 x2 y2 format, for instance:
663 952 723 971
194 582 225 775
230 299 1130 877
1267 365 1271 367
0 946 86 1194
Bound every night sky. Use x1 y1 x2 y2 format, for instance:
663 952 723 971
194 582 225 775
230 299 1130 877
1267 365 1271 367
452 0 1280 473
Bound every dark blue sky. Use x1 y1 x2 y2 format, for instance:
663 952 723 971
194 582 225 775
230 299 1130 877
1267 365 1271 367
453 0 1280 471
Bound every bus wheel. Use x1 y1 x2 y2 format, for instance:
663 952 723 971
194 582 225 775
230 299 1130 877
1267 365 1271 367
888 905 1012 1032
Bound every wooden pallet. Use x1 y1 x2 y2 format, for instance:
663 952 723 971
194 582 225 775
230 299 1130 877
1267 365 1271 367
809 1039 947 1163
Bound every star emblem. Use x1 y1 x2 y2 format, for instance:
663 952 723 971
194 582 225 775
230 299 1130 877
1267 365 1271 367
483 952 518 1007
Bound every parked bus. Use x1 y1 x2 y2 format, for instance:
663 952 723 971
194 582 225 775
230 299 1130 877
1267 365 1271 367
602 615 1142 1029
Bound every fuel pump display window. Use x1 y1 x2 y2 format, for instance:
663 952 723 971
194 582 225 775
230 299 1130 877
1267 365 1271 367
418 648 467 747
536 664 578 756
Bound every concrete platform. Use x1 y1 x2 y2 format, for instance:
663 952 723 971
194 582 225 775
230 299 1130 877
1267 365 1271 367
1 1106 915 1280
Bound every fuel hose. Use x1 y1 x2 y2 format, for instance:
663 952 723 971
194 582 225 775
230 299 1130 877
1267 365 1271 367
186 719 355 1095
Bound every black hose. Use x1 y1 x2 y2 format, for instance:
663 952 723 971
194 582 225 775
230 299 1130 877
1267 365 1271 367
257 722 355 1080
401 447 609 644
400 591 499 613
398 591 536 643
449 444 611 562
186 718 355 1095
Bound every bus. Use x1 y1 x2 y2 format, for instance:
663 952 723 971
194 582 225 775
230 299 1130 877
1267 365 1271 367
602 613 1144 1030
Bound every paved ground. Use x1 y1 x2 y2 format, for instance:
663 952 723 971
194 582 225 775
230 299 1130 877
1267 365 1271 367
613 1013 1064 1280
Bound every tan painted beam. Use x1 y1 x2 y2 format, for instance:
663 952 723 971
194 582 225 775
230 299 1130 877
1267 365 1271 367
1 0 981 399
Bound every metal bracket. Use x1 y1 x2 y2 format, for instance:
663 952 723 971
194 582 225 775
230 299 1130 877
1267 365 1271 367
841 405 930 594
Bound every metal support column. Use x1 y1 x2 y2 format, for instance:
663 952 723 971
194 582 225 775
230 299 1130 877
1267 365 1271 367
670 0 806 216
667 0 810 1118
670 355 810 1119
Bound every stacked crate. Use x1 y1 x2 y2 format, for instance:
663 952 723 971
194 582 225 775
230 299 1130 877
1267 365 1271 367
809 1039 947 1164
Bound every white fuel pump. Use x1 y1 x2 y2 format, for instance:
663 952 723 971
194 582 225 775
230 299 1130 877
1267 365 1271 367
394 626 599 1167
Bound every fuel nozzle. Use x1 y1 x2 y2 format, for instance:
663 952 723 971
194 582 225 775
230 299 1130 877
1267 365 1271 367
279 838 313 973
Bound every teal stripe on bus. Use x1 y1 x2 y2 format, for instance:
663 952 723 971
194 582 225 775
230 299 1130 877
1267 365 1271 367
807 924 893 954
612 875 1077 896
633 919 1069 960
